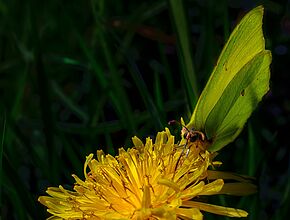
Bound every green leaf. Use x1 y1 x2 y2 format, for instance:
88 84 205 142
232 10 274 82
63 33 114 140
185 6 271 152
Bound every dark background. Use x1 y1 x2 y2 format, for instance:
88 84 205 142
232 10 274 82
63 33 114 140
0 0 289 219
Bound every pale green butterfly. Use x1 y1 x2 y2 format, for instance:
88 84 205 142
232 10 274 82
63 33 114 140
180 6 271 153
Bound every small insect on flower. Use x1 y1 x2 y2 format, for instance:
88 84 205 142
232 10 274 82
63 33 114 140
168 120 209 166
182 128 205 143
181 126 206 151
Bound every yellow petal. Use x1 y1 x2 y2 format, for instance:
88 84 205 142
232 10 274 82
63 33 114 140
84 153 94 179
142 185 151 209
219 182 257 196
182 201 248 217
207 170 255 182
158 178 180 193
132 136 144 148
198 179 224 195
176 207 203 220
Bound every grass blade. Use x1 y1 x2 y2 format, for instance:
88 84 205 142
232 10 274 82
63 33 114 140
168 0 198 110
0 110 6 207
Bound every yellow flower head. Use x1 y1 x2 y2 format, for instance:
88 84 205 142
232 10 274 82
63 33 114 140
39 128 249 219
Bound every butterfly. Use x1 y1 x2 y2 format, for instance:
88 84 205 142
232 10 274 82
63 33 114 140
180 6 271 153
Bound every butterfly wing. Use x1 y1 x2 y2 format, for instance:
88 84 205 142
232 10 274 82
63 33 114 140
185 6 271 152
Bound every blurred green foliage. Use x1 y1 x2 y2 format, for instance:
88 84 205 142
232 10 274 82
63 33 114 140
0 0 289 219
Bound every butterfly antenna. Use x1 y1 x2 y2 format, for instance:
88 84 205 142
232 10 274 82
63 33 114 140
168 120 190 133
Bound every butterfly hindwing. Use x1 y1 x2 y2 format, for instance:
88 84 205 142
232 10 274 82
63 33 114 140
205 50 271 151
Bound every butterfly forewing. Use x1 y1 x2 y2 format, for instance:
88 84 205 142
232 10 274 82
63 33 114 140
185 6 271 152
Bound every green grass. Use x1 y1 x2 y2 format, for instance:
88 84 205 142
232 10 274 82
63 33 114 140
0 0 288 219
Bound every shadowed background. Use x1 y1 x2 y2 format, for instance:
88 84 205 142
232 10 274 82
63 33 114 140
0 0 289 219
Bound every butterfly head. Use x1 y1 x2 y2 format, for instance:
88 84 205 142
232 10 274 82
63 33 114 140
183 128 205 143
169 120 206 147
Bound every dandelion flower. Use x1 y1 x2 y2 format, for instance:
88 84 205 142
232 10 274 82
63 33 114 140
39 128 251 219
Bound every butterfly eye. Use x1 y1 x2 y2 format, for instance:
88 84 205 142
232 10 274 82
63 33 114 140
190 135 198 142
